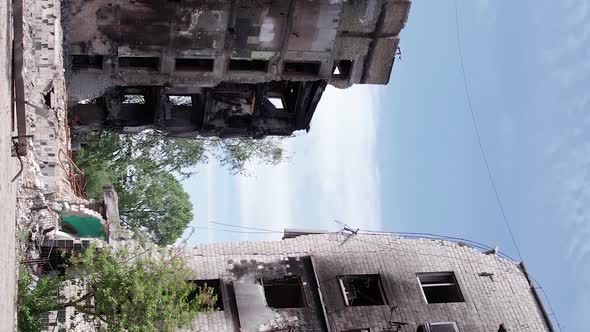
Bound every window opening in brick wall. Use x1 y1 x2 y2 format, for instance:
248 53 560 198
262 277 306 308
229 59 269 72
78 98 98 105
168 95 192 106
267 97 284 109
332 60 353 79
187 279 224 311
175 58 214 72
283 61 321 76
122 95 145 104
44 88 53 108
417 322 459 332
417 272 464 304
118 56 160 70
339 274 387 306
72 55 104 69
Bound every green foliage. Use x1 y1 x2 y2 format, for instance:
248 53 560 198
118 172 193 245
75 132 195 244
17 267 63 332
18 244 215 332
209 137 284 175
75 132 122 199
74 131 284 244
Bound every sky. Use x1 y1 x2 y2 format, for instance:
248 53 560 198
182 1 589 330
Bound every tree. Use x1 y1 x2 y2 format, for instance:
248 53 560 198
74 131 285 244
18 244 216 332
208 137 284 175
117 171 193 245
75 132 197 245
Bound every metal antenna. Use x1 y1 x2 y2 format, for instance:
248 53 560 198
334 220 359 246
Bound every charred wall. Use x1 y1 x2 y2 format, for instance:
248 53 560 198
61 0 410 137
62 0 411 100
69 80 326 137
184 233 552 332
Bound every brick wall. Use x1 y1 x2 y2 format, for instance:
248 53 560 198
185 233 551 332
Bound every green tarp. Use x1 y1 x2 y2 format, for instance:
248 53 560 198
61 213 106 239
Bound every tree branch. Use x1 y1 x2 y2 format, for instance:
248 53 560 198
61 291 94 308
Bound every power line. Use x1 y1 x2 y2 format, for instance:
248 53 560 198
208 221 283 233
453 0 523 263
453 2 561 330
359 229 516 261
190 225 280 234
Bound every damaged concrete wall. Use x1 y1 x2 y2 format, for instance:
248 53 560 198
60 0 411 138
184 234 551 332
61 0 411 100
69 80 326 137
186 256 327 332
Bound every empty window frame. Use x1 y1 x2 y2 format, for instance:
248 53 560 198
332 60 353 79
339 274 387 307
118 56 160 70
187 279 224 310
77 98 99 105
417 322 460 332
229 59 268 72
168 95 192 106
122 94 145 104
175 58 214 72
72 55 104 69
262 277 306 309
267 97 284 109
283 61 321 76
417 272 464 304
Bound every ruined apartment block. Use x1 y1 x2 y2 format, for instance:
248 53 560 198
179 231 553 332
62 0 411 137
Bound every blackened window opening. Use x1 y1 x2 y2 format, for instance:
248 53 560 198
283 61 320 76
44 88 53 108
72 55 103 69
417 322 460 332
263 277 307 308
187 279 224 310
118 57 160 70
176 58 214 71
340 274 387 306
418 272 465 304
229 59 268 72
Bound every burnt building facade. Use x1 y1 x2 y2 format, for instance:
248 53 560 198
62 0 411 137
181 231 553 332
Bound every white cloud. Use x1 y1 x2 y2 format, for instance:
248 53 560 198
235 153 293 237
234 85 383 236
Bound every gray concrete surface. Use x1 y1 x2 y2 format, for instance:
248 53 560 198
0 0 18 329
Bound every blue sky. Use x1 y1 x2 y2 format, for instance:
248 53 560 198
182 1 588 330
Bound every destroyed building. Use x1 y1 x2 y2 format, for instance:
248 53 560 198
35 187 555 332
180 230 554 332
62 0 411 137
